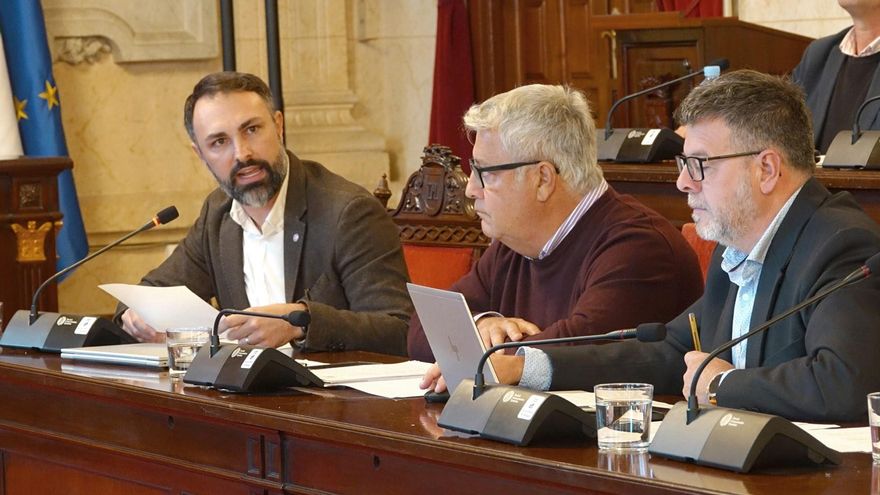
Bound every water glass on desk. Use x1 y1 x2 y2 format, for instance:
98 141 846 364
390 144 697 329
165 327 210 377
870 392 880 463
594 383 653 452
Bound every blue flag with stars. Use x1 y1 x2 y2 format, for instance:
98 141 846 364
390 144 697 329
0 1 89 274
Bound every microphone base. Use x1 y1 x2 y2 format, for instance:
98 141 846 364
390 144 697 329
0 310 135 353
649 401 841 473
598 128 683 163
183 344 324 393
438 379 596 446
822 130 880 169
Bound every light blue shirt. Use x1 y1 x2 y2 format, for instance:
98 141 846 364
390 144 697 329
722 187 801 369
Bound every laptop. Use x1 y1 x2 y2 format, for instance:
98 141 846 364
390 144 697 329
406 283 498 392
61 343 168 368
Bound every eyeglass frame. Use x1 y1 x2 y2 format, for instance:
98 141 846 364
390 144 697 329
468 158 557 188
674 150 763 182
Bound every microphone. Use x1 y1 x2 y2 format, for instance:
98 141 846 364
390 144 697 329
0 206 179 353
29 205 179 324
598 58 729 163
649 253 880 472
473 323 667 399
822 94 880 169
437 323 666 446
184 308 321 392
208 307 310 356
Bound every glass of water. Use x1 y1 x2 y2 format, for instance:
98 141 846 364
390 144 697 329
594 383 653 452
869 392 880 463
165 327 210 377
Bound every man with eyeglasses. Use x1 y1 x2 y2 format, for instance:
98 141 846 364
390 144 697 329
439 70 880 422
409 84 704 371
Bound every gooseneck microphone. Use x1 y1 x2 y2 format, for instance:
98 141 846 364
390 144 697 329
472 323 667 398
851 94 880 144
0 206 179 353
603 58 729 140
685 252 880 424
438 323 667 447
823 94 880 169
184 307 321 393
28 206 179 324
597 58 728 162
209 308 310 357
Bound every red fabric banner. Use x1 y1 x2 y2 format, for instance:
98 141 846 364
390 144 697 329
429 0 475 173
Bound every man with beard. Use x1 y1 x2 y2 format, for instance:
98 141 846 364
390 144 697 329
118 72 413 355
424 70 880 422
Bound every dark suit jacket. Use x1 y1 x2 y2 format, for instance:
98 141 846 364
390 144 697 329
792 27 880 149
129 152 413 356
544 178 880 422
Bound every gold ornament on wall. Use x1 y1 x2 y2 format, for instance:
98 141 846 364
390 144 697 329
10 221 52 262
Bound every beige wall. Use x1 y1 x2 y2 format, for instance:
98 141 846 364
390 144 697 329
51 0 844 316
54 0 435 315
737 0 850 37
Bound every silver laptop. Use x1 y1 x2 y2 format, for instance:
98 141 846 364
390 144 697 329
407 283 498 392
61 343 168 368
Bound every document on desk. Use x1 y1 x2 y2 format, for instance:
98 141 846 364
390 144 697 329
311 361 432 399
99 283 218 331
799 425 872 453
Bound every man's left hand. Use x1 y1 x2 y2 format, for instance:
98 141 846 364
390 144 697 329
220 303 308 348
682 351 734 404
476 317 542 349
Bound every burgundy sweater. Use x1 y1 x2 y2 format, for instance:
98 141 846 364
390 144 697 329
407 187 704 362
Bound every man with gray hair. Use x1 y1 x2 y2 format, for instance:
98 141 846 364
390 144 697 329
410 84 703 365
453 70 880 421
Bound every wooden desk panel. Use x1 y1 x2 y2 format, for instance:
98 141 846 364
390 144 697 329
603 162 880 229
0 349 873 494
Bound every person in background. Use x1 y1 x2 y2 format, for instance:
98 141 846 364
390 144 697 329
793 0 880 153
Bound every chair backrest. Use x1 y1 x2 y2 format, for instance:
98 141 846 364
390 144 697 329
681 222 716 283
389 144 490 289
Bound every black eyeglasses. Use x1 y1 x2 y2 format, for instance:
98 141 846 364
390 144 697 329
468 159 541 188
468 159 551 188
675 151 762 182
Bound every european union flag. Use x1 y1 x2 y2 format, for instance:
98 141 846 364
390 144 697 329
0 1 89 274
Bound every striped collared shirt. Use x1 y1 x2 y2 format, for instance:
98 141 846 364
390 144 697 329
839 28 880 57
536 179 609 260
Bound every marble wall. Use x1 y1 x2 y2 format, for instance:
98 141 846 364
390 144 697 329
47 0 848 316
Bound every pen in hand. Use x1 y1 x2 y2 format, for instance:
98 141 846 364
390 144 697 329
688 312 702 352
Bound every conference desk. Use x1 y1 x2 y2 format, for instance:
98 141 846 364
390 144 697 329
0 348 875 495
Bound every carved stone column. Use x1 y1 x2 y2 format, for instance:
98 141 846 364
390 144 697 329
280 0 390 188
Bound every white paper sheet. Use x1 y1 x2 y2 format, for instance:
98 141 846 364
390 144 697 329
99 283 218 331
342 377 427 398
312 361 432 385
802 426 872 453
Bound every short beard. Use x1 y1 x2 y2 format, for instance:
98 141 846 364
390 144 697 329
690 176 756 248
217 148 287 207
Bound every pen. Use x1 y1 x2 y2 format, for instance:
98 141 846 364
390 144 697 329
688 312 702 352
